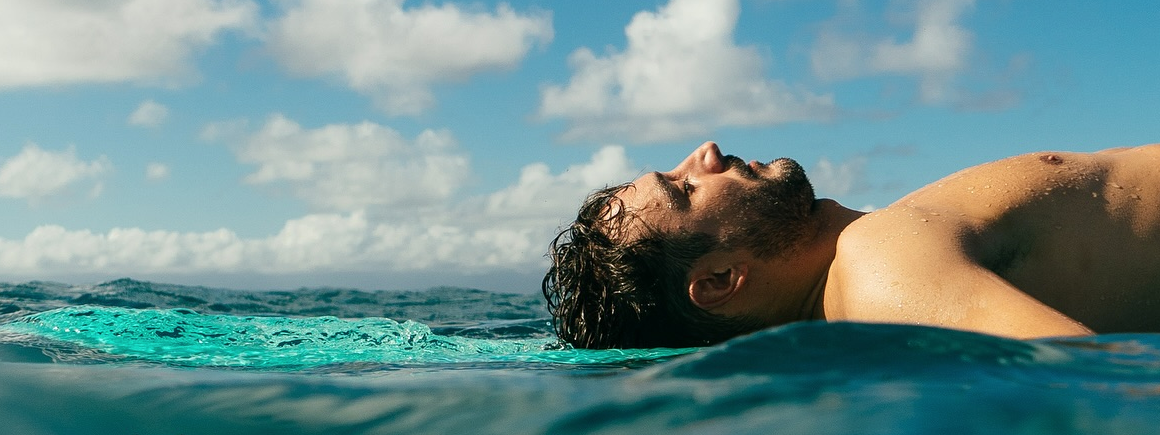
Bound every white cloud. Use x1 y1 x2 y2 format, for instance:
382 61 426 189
810 0 975 104
199 118 249 142
811 155 867 197
811 142 921 198
0 146 639 276
0 0 257 88
128 100 169 127
365 146 636 270
145 162 170 181
266 0 553 115
0 144 111 201
229 114 470 212
481 146 637 221
538 0 834 143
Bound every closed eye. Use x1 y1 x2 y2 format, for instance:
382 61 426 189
651 171 689 210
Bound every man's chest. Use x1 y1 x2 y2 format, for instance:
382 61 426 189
989 219 1160 333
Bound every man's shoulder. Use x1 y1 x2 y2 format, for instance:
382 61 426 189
829 204 980 290
824 205 1005 326
836 205 967 248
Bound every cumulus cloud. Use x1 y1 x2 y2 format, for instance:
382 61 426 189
0 146 638 276
0 144 111 201
538 0 834 143
811 156 868 197
265 0 553 115
0 0 257 88
810 144 918 200
145 162 170 181
198 118 249 142
810 0 976 104
128 100 169 127
226 114 470 212
481 146 636 221
359 144 636 270
193 113 639 274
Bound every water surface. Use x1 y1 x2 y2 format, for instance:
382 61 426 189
2 279 1159 434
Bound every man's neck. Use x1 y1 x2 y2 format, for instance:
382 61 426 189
797 199 866 321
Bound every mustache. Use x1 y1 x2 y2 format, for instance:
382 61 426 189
722 154 758 179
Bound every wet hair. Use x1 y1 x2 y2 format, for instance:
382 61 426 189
542 183 763 349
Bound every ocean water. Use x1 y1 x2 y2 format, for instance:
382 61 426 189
2 279 1160 434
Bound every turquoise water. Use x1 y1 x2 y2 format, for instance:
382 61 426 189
3 279 1160 434
1 306 691 368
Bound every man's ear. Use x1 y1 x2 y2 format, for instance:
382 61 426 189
688 262 749 310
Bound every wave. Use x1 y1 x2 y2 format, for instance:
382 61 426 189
5 279 1160 434
4 317 1160 434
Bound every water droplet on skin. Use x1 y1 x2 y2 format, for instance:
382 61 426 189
919 218 929 222
930 212 940 216
1129 194 1141 200
1111 183 1123 189
1092 192 1099 198
912 231 919 235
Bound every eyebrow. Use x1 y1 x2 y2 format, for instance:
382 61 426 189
650 172 688 211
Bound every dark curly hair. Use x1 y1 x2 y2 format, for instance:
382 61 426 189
542 182 763 349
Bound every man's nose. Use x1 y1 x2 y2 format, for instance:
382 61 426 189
672 141 726 175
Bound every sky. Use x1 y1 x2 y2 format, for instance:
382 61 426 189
0 0 1157 293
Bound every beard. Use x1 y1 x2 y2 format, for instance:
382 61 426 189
716 156 817 259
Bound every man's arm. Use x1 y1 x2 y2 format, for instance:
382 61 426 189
825 213 1093 339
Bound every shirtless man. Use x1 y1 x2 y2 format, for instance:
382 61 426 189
542 141 1160 348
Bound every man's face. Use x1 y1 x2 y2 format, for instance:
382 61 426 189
616 141 817 258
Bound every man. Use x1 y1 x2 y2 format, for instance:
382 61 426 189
542 141 1160 349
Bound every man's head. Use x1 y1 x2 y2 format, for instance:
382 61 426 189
543 142 819 348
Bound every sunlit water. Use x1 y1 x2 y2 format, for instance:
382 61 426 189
2 279 1160 434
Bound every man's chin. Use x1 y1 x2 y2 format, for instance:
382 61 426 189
769 157 799 169
767 158 807 182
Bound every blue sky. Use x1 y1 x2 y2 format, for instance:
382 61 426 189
0 0 1156 292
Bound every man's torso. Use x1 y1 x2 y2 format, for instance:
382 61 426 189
828 144 1160 333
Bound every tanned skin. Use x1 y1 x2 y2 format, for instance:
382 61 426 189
618 142 1160 339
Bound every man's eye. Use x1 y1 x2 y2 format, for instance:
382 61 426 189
681 177 694 194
